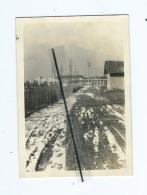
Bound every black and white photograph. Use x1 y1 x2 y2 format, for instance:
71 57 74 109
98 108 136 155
16 15 132 177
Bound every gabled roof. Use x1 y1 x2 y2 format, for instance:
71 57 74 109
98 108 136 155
104 61 124 74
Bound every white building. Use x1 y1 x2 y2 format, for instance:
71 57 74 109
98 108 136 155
104 61 124 90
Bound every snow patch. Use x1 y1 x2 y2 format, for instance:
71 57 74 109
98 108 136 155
93 129 99 152
25 94 77 172
85 93 94 98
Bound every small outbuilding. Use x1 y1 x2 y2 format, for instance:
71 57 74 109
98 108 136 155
104 61 124 90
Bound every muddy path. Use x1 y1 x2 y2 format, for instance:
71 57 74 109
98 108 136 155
66 86 126 170
25 86 126 172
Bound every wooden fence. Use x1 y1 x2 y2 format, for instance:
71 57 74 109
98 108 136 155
25 83 60 117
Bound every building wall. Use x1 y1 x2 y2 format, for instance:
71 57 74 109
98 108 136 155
107 74 111 90
107 74 124 90
82 79 107 86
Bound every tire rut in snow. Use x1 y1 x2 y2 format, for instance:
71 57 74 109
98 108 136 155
96 124 124 170
66 107 95 170
108 125 126 152
35 128 62 171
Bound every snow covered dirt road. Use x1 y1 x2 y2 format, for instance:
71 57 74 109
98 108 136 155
25 96 76 172
66 86 126 170
25 86 126 172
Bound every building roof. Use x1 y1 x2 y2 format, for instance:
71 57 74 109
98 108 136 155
104 61 124 74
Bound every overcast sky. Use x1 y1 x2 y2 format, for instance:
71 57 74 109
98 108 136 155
24 16 126 81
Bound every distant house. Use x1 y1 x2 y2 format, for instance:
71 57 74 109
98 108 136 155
104 61 124 90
